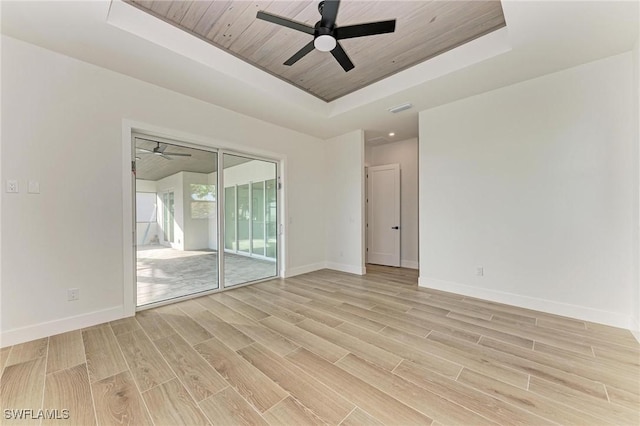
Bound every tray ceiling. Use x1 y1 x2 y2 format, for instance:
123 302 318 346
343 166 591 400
126 0 506 102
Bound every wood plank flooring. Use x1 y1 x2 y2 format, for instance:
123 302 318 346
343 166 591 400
1 265 638 425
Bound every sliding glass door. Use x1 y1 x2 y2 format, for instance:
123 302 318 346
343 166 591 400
134 136 279 307
135 138 219 306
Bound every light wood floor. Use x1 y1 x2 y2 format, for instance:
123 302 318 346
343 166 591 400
1 266 639 425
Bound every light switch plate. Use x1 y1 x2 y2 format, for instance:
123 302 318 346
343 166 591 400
6 180 18 193
28 181 40 194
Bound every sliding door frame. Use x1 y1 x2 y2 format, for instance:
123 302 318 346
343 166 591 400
123 124 284 315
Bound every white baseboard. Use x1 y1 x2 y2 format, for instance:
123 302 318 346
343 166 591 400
1 306 125 348
419 277 629 329
401 260 419 269
631 315 640 344
283 262 327 278
326 262 366 275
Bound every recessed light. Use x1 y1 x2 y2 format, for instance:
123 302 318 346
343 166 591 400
389 132 395 137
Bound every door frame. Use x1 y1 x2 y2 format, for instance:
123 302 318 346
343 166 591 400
122 120 287 316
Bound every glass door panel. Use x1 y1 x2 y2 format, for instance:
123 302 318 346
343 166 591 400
135 137 218 306
223 153 277 287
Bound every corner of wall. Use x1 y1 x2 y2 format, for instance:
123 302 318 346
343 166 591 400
323 129 366 276
283 262 327 278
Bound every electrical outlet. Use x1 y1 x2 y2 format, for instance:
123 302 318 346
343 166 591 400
476 267 484 277
67 288 79 301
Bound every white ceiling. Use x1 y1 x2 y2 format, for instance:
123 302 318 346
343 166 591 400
2 1 638 144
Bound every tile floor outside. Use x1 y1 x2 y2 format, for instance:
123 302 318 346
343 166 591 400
137 245 276 306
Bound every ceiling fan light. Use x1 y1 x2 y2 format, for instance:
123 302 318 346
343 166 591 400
314 35 336 52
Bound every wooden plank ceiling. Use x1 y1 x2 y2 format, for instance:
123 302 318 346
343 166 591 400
135 138 253 181
135 139 216 181
127 1 506 102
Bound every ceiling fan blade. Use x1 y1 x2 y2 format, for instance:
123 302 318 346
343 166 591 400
162 152 192 157
158 153 173 160
321 0 340 27
335 19 396 40
256 11 314 35
284 41 315 66
331 42 354 72
136 147 153 153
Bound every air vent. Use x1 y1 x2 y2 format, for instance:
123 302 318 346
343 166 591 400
388 103 413 114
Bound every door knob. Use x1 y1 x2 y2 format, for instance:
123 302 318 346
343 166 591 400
391 226 399 230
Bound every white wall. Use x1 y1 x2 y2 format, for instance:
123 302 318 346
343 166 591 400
136 179 157 193
419 52 635 328
136 222 159 246
223 159 276 187
1 36 326 346
182 171 213 251
138 172 215 251
156 172 185 250
325 130 366 275
136 179 159 246
367 138 419 269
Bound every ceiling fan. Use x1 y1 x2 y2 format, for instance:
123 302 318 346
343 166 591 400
135 138 192 161
256 0 396 72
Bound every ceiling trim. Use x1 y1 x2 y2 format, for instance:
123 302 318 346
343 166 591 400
329 26 511 117
107 0 511 117
107 0 329 115
6 1 634 143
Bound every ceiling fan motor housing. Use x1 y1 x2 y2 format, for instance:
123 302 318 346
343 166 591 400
314 23 336 52
315 22 334 37
256 0 396 71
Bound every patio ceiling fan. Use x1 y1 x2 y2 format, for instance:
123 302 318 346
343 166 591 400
256 0 396 72
135 138 191 161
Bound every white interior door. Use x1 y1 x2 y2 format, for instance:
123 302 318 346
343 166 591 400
367 164 400 266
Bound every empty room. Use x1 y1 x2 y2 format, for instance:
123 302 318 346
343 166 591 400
1 0 639 425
